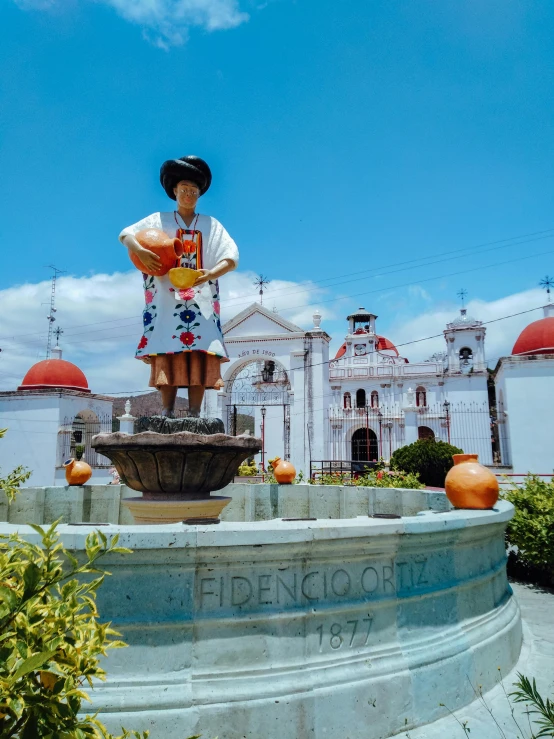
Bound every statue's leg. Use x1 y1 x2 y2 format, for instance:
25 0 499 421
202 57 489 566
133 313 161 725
188 386 205 417
160 386 178 417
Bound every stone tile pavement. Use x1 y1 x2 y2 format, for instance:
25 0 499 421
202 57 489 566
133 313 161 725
405 582 554 738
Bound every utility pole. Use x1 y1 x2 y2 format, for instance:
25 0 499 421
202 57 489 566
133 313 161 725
45 266 65 358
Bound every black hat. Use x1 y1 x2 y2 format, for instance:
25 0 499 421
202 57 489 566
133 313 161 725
159 156 212 200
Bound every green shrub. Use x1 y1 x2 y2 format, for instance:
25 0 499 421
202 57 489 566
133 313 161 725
503 474 554 577
308 468 424 488
237 460 259 477
390 438 463 488
0 521 148 738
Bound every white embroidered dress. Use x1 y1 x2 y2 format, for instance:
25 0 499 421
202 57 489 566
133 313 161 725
120 212 238 361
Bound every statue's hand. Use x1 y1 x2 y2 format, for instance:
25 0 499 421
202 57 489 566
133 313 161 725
193 269 212 286
136 246 162 272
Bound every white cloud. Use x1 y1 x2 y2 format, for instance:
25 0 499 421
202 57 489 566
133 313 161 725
388 288 546 366
13 0 249 47
1 270 544 397
0 269 330 394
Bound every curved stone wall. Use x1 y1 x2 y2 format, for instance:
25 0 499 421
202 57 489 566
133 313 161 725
0 500 521 739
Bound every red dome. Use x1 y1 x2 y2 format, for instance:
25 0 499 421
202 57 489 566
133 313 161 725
376 336 398 355
512 317 554 356
18 359 90 393
334 336 399 359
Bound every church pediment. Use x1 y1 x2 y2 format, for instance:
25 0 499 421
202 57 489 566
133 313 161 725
223 303 304 337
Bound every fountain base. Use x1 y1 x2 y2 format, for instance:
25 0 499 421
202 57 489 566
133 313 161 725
92 424 261 525
123 495 232 524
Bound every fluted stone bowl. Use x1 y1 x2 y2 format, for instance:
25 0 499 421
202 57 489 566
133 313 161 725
92 431 262 500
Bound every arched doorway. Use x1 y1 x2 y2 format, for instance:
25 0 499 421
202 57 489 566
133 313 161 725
351 427 378 462
418 425 435 440
225 359 291 461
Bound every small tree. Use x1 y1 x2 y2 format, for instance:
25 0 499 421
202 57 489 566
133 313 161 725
390 438 463 487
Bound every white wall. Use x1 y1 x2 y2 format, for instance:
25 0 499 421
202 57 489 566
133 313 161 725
0 396 60 487
496 357 554 474
0 392 113 487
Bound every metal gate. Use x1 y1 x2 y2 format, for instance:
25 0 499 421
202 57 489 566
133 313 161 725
225 359 291 460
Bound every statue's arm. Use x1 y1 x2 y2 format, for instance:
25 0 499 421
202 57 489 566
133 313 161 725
120 232 161 273
194 258 235 286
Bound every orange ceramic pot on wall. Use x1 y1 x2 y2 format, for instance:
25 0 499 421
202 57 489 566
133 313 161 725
129 228 182 277
272 457 296 484
63 459 93 486
444 453 499 509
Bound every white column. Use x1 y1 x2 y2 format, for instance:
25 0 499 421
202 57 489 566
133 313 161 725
117 400 136 435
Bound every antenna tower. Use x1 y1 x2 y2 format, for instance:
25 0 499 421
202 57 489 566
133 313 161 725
254 274 270 306
45 266 65 358
540 275 554 303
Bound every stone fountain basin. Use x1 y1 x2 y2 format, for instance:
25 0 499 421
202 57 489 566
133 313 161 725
92 431 261 499
0 501 521 739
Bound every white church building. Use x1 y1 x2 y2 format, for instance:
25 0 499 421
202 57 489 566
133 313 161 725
213 303 493 476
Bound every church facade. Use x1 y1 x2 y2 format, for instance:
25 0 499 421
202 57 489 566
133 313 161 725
215 303 494 475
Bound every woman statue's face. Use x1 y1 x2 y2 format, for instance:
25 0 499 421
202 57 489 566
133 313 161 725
174 180 200 209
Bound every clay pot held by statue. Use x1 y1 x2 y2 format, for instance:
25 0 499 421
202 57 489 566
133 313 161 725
63 458 92 486
272 457 296 484
129 228 182 277
445 453 499 509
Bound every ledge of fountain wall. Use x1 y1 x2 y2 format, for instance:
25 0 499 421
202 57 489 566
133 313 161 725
0 483 452 525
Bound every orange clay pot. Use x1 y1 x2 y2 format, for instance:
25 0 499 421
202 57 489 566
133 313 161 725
129 228 182 277
444 453 499 509
272 457 296 484
63 458 92 486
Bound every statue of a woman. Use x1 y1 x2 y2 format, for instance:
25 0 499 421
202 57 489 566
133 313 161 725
119 156 238 417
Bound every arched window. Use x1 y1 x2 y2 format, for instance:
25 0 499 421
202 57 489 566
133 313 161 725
459 347 473 370
371 390 379 408
343 392 352 409
418 426 435 440
416 386 427 407
356 388 366 408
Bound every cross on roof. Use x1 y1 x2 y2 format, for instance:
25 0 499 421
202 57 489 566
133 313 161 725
53 326 63 343
540 276 554 303
457 288 468 307
253 274 270 306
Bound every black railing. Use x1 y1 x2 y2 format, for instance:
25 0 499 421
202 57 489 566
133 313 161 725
310 459 379 481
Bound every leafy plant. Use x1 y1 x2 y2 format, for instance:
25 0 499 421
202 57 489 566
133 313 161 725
237 460 259 477
75 444 85 461
0 521 148 738
423 672 554 739
0 429 31 503
308 468 424 488
390 438 463 488
503 475 554 580
511 673 554 737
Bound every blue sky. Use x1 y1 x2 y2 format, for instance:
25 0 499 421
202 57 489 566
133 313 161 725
1 0 553 391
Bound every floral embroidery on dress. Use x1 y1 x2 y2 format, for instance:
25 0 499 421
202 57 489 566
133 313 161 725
136 273 157 356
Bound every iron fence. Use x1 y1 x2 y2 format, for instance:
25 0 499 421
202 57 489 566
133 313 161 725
59 414 117 468
327 400 498 465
